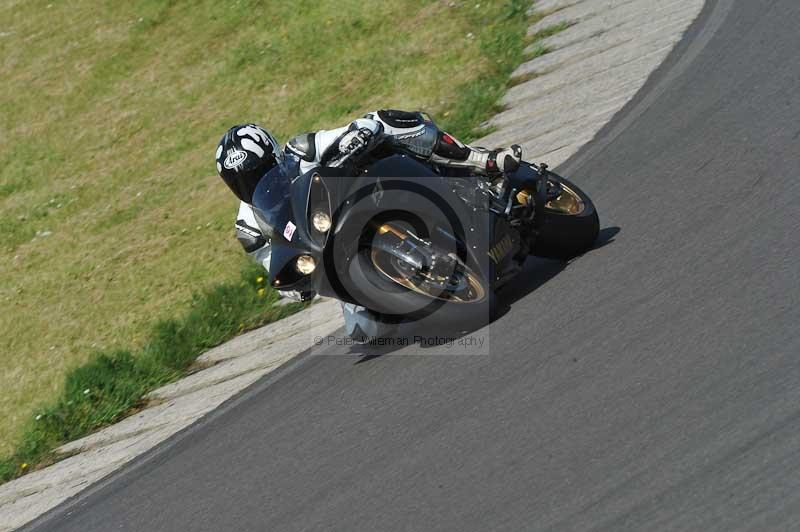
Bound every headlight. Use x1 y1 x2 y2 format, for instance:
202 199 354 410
295 255 316 275
311 211 332 233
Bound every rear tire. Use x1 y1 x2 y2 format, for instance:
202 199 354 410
531 175 599 260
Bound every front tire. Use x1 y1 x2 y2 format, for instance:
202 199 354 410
345 219 495 325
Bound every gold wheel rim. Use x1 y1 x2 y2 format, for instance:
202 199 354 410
369 227 486 304
544 182 585 215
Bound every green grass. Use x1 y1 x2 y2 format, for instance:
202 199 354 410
436 0 530 141
0 0 531 481
524 42 553 62
526 20 574 44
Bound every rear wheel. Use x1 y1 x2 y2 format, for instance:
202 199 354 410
531 174 599 260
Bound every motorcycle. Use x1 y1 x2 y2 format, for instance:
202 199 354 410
251 146 599 326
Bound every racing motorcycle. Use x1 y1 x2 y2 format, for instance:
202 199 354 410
251 146 599 324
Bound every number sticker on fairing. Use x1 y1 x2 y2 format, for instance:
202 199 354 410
283 221 297 241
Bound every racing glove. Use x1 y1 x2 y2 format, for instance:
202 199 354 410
338 127 377 157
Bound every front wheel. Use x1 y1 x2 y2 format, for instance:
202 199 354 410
531 174 599 260
345 220 496 324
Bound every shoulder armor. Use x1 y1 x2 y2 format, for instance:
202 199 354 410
286 132 317 162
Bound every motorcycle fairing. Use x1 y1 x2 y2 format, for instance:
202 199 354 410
251 164 323 291
255 154 523 301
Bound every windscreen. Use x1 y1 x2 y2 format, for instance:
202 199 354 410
250 164 294 243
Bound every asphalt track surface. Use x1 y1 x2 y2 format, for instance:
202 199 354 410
27 1 800 530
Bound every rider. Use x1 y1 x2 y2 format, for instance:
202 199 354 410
216 110 522 337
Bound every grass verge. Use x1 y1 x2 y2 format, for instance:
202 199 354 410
0 264 305 482
1 0 533 484
434 0 530 141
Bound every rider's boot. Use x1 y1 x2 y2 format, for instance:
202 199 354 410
430 132 522 176
341 303 399 344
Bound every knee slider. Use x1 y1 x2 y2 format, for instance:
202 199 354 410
434 131 471 160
